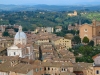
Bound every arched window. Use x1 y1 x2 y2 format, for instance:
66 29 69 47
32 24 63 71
96 70 99 74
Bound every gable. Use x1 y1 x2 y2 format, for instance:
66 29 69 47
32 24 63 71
79 24 92 29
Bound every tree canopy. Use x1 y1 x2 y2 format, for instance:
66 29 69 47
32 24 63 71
82 37 89 43
72 36 81 44
2 31 10 37
69 45 100 63
88 40 94 47
0 11 92 30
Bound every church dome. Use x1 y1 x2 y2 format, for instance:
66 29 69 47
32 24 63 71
14 26 27 45
15 32 27 40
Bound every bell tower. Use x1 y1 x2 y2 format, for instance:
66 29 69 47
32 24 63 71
92 20 96 37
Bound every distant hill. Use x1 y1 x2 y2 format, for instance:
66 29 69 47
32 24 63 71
0 4 100 11
76 2 100 6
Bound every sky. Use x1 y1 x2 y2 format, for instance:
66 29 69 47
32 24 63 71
0 0 100 5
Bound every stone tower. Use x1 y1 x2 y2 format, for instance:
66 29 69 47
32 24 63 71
92 20 96 37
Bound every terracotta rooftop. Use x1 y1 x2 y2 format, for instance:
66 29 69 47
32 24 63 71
42 62 73 67
56 26 62 29
92 53 100 60
0 56 20 61
60 72 76 75
16 43 26 48
0 56 39 74
73 62 92 71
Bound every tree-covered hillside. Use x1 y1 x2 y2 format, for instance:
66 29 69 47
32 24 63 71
82 12 100 21
0 10 91 30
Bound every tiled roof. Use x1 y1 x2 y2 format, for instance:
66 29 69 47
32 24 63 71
60 72 76 75
73 62 93 71
92 53 100 60
42 62 73 67
16 43 26 48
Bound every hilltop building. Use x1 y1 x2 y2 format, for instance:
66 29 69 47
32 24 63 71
68 10 78 16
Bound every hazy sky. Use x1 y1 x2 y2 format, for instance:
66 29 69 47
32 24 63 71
0 0 99 5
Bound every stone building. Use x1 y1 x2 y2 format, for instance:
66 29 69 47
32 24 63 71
42 62 75 75
92 53 100 75
68 24 79 31
0 56 44 75
79 20 100 45
0 25 6 32
68 10 78 16
73 62 93 75
51 37 72 49
34 27 54 33
55 26 62 32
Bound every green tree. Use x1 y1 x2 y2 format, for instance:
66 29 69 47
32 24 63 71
82 37 89 44
88 40 94 47
2 31 10 36
72 36 81 44
22 27 28 31
9 19 16 25
14 28 18 32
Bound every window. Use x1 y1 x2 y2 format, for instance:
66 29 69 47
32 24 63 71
84 29 88 32
40 68 42 70
62 68 63 71
14 52 16 55
48 67 50 70
36 68 38 72
44 67 46 71
96 70 99 74
64 68 65 71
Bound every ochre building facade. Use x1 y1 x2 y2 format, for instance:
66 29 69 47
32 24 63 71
79 20 100 45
